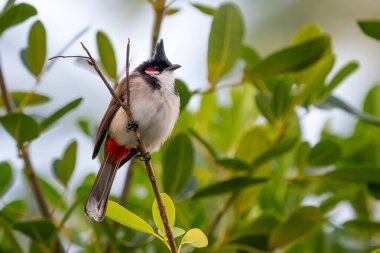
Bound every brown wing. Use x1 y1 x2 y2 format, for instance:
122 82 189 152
92 79 127 159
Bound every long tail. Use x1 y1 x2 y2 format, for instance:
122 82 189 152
84 155 120 222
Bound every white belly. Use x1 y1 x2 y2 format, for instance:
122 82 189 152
109 84 179 151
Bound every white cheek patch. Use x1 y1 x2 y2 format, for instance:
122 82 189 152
145 70 159 76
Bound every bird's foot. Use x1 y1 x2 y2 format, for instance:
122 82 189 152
136 152 151 162
127 122 138 132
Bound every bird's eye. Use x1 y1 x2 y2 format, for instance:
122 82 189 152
146 67 157 72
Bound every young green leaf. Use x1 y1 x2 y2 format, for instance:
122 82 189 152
292 23 323 45
0 92 50 108
0 162 13 197
269 206 323 250
363 84 380 116
165 8 180 15
319 61 359 99
308 140 341 166
175 79 191 111
157 227 185 238
180 228 208 248
320 96 380 127
248 36 330 80
106 201 155 235
152 193 175 238
53 140 77 187
23 21 46 77
96 31 117 80
40 97 83 131
163 133 194 196
0 3 37 36
193 177 267 199
0 112 40 145
208 3 244 85
13 219 56 243
358 20 380 41
191 3 215 16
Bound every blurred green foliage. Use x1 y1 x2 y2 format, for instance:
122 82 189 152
1 0 380 252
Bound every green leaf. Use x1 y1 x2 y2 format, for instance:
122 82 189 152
53 140 77 187
37 176 66 210
157 226 185 238
373 249 380 253
163 133 194 195
216 158 251 171
193 177 267 199
269 206 323 249
191 3 215 16
40 97 83 131
106 201 155 235
320 96 380 127
368 183 380 200
292 23 323 45
320 61 359 99
325 166 380 183
295 141 311 171
96 31 117 80
0 199 25 223
23 21 46 77
302 54 335 105
255 93 275 124
188 129 218 158
175 79 191 111
252 136 298 168
0 162 13 197
208 3 244 85
0 3 37 36
152 193 175 238
180 228 208 248
272 81 292 119
0 112 40 145
344 219 380 233
14 219 56 243
0 92 50 108
363 84 380 116
241 45 261 74
308 140 341 166
358 20 380 41
165 8 180 15
248 36 330 80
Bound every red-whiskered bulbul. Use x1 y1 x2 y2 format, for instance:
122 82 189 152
85 39 181 221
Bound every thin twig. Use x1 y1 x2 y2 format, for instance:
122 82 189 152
49 55 89 60
0 52 65 253
82 41 178 253
151 0 166 55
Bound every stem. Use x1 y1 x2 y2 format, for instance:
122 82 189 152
0 215 23 253
81 41 178 253
151 0 166 56
0 54 65 253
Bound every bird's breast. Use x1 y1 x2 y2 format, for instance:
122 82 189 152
108 83 179 151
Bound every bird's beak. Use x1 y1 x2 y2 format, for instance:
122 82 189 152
165 64 181 71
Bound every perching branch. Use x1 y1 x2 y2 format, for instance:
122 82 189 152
0 52 65 253
81 41 178 253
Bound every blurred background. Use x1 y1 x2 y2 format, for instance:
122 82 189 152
1 0 380 199
1 0 380 252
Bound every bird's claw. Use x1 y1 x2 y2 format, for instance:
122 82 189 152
137 152 151 162
127 122 138 132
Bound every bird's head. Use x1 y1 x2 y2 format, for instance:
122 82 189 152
137 39 181 83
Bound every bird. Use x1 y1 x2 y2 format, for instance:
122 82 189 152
85 39 181 221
